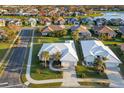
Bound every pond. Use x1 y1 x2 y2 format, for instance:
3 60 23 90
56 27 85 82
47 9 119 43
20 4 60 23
94 12 124 20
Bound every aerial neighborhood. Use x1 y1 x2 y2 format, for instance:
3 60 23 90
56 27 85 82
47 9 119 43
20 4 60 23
0 5 124 88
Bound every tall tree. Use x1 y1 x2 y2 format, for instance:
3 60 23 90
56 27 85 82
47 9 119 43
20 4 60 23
94 57 105 74
55 51 61 62
41 51 50 68
72 31 79 41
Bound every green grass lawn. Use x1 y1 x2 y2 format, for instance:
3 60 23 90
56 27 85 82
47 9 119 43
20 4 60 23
28 82 62 88
102 40 123 45
76 64 108 79
79 82 109 88
0 42 10 61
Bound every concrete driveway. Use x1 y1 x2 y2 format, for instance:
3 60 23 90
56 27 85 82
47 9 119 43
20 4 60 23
61 63 80 87
105 67 124 88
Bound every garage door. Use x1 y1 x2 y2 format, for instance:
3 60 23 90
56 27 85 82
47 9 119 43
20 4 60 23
62 61 75 68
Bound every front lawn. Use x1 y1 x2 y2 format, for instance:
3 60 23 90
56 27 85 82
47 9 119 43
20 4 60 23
28 82 62 88
79 82 109 88
76 64 108 79
0 42 10 61
30 43 62 80
103 40 123 45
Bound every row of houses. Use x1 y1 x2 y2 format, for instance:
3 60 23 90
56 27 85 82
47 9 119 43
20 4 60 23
38 40 122 68
40 24 124 39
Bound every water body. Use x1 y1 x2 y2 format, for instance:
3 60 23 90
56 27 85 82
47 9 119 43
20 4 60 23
95 12 124 20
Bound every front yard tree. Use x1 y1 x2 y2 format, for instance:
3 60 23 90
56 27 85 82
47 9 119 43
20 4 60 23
62 30 67 36
55 51 61 62
94 57 105 74
72 31 79 41
41 51 50 68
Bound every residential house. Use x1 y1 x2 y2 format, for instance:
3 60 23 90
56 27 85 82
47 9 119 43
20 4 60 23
41 25 65 36
81 18 94 25
29 18 37 27
94 18 107 26
120 44 124 52
15 20 22 26
0 29 6 40
70 25 91 39
93 26 116 39
42 17 52 26
56 17 65 25
0 19 6 27
80 40 122 68
66 18 79 25
108 18 122 26
119 26 124 38
38 40 79 67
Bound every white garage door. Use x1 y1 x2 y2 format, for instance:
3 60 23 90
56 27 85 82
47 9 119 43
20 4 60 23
62 61 76 68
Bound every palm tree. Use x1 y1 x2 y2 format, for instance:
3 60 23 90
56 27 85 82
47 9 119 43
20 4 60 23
41 51 50 68
94 56 105 74
54 52 61 66
72 31 79 41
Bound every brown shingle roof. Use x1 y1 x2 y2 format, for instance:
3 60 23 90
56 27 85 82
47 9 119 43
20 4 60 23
42 25 65 33
99 26 114 33
93 26 114 33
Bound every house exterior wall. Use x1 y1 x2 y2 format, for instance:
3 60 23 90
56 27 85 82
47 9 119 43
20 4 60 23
84 55 95 66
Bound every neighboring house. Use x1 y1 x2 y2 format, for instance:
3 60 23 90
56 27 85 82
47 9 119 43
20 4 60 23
0 29 6 40
41 25 65 36
0 19 6 27
43 17 52 26
80 40 121 67
29 18 37 27
94 18 107 26
38 40 79 67
56 17 65 25
81 18 94 25
70 25 91 39
15 20 22 26
119 26 124 38
120 44 124 52
108 18 122 26
66 18 79 25
93 26 116 39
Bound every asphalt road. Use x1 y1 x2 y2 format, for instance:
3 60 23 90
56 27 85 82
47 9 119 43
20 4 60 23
0 28 33 88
